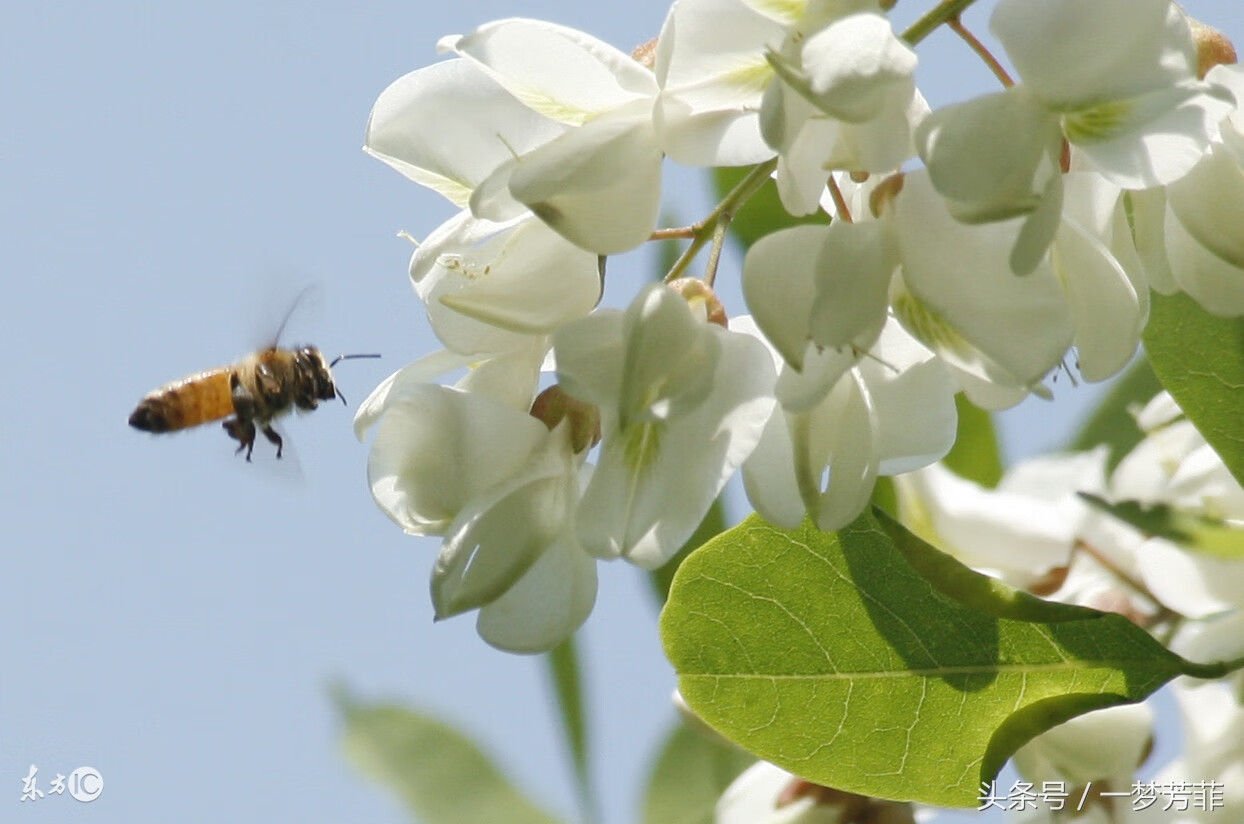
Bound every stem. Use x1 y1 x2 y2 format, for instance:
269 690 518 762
650 226 697 241
947 16 1013 87
1074 539 1175 625
544 637 600 824
826 175 853 223
702 219 729 286
901 0 980 46
665 158 778 283
1181 654 1244 680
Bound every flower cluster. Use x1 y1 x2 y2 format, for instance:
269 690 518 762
356 0 1239 653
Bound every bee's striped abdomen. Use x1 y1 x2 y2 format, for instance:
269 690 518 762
128 366 235 433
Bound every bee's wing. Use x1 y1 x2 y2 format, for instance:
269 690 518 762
265 284 323 349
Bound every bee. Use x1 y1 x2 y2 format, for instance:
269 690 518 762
128 289 379 460
129 347 378 460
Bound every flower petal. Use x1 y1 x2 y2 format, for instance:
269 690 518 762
894 172 1075 387
742 224 827 370
577 327 776 566
365 59 565 206
654 0 778 166
810 218 895 349
798 372 879 531
799 12 916 124
476 528 597 653
1053 214 1142 382
440 18 657 125
413 213 599 354
366 385 551 535
917 87 1062 223
1167 143 1244 270
354 349 476 440
509 107 664 255
993 0 1194 106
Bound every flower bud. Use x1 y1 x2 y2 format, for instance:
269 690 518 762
530 385 601 453
1187 16 1237 78
868 172 905 218
632 36 658 70
666 277 728 327
1026 564 1070 597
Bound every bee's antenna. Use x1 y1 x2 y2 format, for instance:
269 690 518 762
329 353 382 368
328 353 381 406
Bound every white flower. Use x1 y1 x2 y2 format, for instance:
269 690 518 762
893 449 1108 589
917 0 1235 272
740 312 957 533
366 57 568 208
408 210 601 357
715 760 914 824
440 19 663 254
1134 64 1244 316
761 10 920 215
1153 680 1244 821
655 0 920 214
891 171 1143 398
654 0 779 166
554 283 777 568
368 19 664 256
358 378 595 653
366 56 603 356
1012 703 1153 790
890 172 1071 400
1102 392 1244 647
715 762 834 824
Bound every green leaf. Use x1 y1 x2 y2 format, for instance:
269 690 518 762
943 393 1003 488
660 511 1189 807
1079 492 1244 559
1066 357 1162 470
335 687 565 824
641 723 755 824
713 166 829 251
545 636 598 823
1144 291 1244 488
649 496 729 604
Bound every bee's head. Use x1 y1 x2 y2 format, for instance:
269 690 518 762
291 346 338 409
323 352 381 406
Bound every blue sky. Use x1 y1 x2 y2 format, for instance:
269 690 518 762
3 1 1238 822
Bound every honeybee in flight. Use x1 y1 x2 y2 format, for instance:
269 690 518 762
128 297 378 460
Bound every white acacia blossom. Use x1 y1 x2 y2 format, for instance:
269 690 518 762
356 0 1244 718
554 283 776 567
439 18 663 255
369 19 663 257
656 0 921 214
917 0 1235 273
1134 63 1244 316
737 256 957 534
367 56 603 358
893 449 1109 590
356 365 596 653
889 170 1147 398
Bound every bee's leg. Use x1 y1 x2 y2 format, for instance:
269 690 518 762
223 417 257 462
227 373 261 461
260 425 283 459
